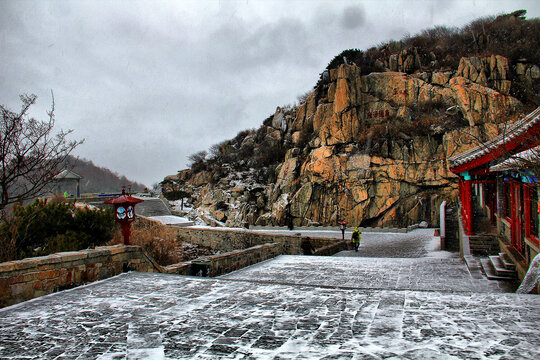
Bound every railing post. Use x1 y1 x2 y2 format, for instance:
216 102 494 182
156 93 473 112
440 201 446 249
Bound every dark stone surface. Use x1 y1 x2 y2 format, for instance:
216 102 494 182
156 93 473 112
0 229 537 359
0 271 538 359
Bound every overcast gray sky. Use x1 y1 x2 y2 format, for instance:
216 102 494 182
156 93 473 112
1 0 539 186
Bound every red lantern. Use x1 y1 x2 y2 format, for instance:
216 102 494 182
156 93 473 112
105 188 144 245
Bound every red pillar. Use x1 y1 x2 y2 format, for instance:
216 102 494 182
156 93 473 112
462 179 473 235
524 185 530 239
121 224 132 245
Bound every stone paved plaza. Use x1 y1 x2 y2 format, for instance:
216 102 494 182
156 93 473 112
0 229 538 359
253 229 435 258
221 256 515 293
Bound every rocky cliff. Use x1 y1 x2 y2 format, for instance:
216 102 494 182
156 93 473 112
164 13 540 228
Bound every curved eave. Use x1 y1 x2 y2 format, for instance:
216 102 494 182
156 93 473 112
449 107 540 174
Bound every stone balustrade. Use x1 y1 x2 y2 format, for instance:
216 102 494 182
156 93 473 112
1 228 347 308
0 245 160 308
174 227 347 255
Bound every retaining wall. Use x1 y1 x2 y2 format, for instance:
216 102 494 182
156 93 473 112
174 227 348 254
1 228 348 308
0 245 160 308
203 243 283 277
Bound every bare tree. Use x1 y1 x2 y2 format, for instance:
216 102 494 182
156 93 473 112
0 93 83 210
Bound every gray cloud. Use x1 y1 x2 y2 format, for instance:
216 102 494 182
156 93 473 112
1 0 538 186
341 5 365 29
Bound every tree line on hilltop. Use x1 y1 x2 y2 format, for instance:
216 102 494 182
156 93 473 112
64 156 147 194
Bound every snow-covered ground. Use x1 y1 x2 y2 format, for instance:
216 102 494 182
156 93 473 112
0 228 535 359
0 271 537 359
168 199 193 213
146 215 194 226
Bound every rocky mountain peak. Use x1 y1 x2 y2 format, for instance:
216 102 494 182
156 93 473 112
163 11 539 228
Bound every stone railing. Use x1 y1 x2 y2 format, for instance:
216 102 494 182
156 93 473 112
1 228 348 308
0 245 160 308
202 242 283 277
174 227 348 255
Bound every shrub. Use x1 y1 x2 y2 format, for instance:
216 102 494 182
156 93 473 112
0 199 117 262
324 48 385 75
297 90 312 105
233 129 254 145
187 150 207 173
163 190 190 201
0 215 16 263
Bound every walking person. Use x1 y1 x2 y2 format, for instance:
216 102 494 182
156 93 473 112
351 227 361 252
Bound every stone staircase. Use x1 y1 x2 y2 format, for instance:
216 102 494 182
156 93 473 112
469 234 500 255
469 204 500 256
480 252 518 281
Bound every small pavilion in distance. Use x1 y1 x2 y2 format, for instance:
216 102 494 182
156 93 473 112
50 169 82 197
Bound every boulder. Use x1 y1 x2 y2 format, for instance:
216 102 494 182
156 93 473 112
272 107 287 132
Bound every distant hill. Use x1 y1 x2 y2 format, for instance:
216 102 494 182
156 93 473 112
65 156 147 194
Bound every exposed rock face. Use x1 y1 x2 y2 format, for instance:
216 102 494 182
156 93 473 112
169 54 536 228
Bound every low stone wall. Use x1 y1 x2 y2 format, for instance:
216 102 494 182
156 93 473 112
313 241 350 256
1 229 348 308
203 243 283 277
174 227 347 255
0 245 160 308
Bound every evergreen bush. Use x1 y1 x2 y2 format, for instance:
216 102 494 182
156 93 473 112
0 199 116 262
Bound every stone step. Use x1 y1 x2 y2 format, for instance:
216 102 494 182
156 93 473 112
469 236 499 253
469 238 491 244
469 239 497 244
470 243 499 252
489 256 517 277
470 242 498 247
463 255 484 279
469 235 497 242
499 252 516 270
480 258 516 281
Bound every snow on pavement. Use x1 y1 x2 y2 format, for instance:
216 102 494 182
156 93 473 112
0 272 538 359
0 228 537 359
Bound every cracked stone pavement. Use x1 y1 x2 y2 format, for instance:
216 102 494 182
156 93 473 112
0 229 538 359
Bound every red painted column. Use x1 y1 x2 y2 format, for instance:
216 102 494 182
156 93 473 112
121 223 131 245
524 185 531 239
459 179 464 220
463 179 473 235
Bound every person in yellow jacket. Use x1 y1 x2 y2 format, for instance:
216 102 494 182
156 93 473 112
351 227 361 252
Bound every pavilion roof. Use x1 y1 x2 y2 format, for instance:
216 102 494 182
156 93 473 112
489 146 540 172
54 169 82 180
449 106 540 174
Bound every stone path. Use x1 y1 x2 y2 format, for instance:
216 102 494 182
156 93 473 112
334 229 437 258
251 228 437 258
135 197 171 217
0 229 537 359
0 272 538 359
221 256 515 293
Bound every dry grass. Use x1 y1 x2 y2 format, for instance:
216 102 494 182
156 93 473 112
0 225 16 263
111 217 181 266
0 210 16 262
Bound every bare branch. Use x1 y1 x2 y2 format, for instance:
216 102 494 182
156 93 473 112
0 94 84 210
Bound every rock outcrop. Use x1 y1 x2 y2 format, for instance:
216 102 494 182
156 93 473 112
166 52 537 229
